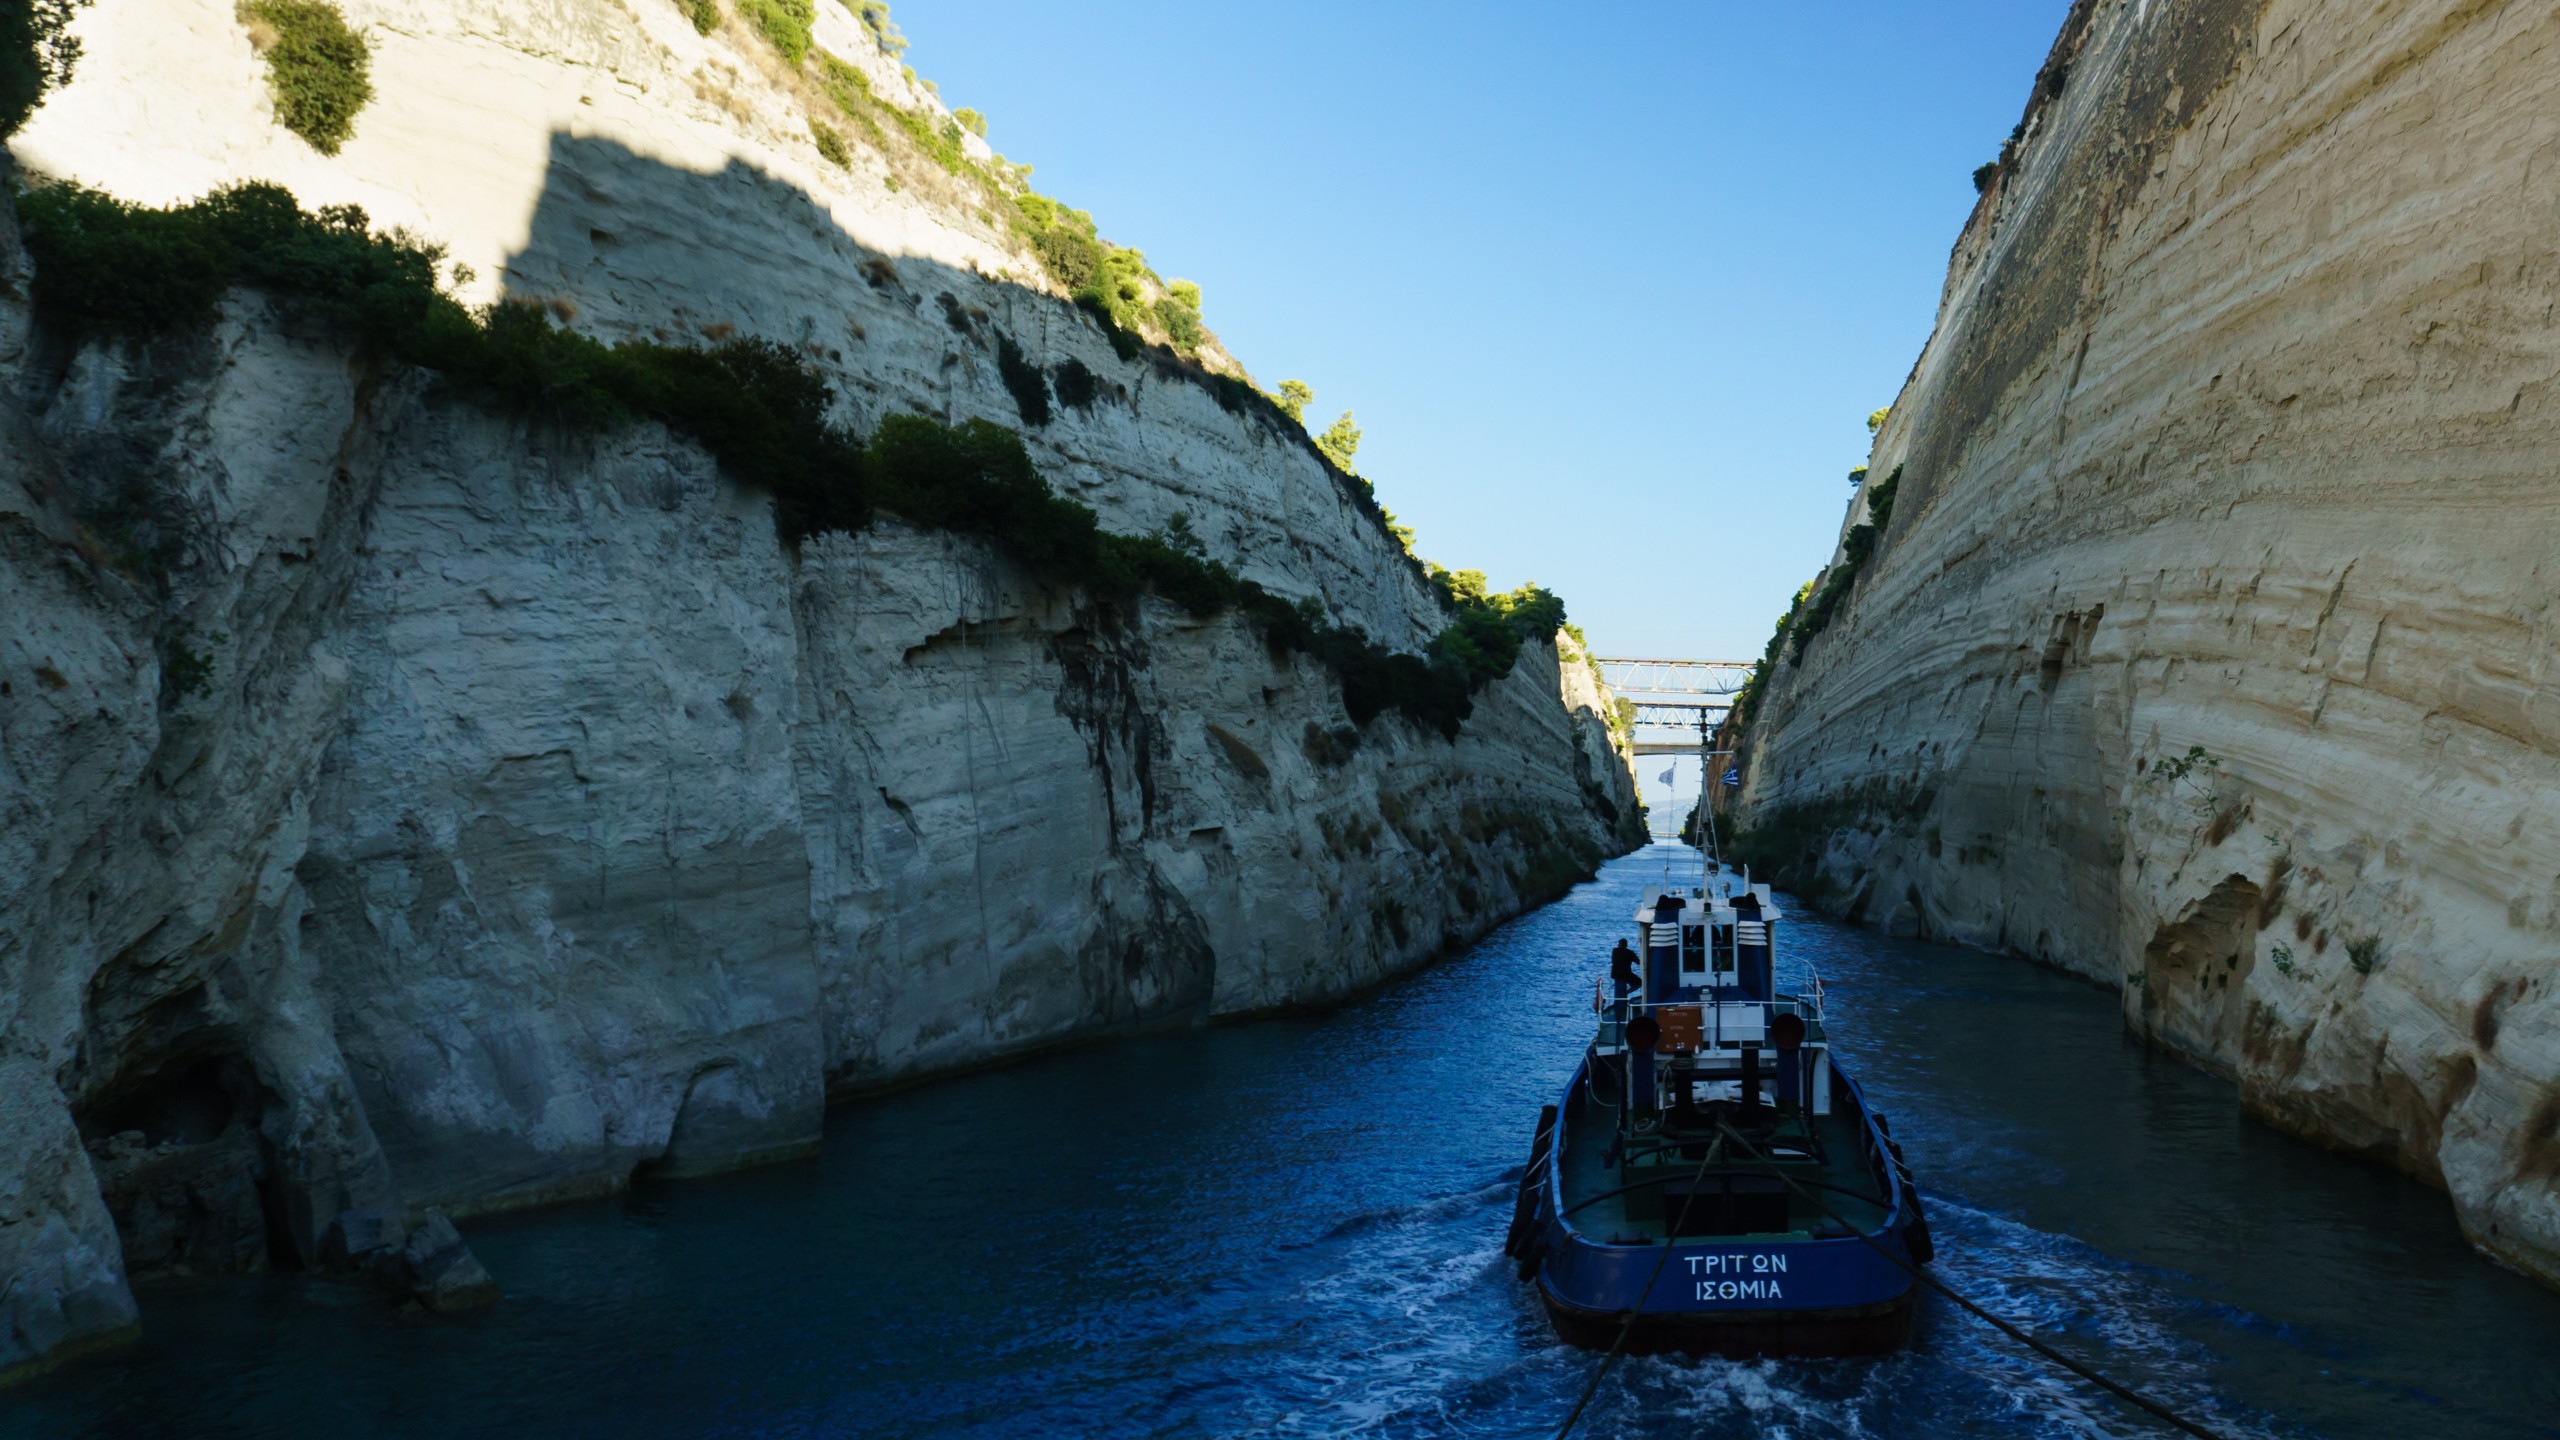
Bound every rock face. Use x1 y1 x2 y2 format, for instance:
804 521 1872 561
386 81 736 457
0 1 1642 1376
1735 0 2560 1288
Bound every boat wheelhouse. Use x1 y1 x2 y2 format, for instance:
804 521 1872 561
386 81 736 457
1504 851 1933 1356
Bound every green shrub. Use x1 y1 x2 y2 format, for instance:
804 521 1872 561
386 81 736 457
899 110 967 173
1779 465 1904 665
1074 291 1142 361
1084 246 1151 332
238 0 373 155
675 0 718 33
1302 721 1360 767
1010 193 1101 290
161 628 220 702
826 63 970 177
812 53 888 150
1158 510 1205 556
1972 161 1999 194
1154 279 1203 353
1864 463 1902 531
1276 379 1312 424
848 0 906 55
1 0 88 137
1423 566 1565 690
1789 524 1875 660
952 106 985 137
1153 296 1201 351
1727 580 1811 735
1208 372 1254 414
995 334 1050 427
810 120 850 167
1050 358 1101 412
737 0 815 61
1315 411 1361 473
16 182 440 342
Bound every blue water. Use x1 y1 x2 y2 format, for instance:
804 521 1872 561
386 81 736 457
12 843 2560 1439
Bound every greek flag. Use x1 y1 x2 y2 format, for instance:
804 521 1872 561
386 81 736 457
1657 767 1675 786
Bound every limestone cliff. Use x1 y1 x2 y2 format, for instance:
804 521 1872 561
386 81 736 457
1735 0 2560 1288
0 1 1641 1375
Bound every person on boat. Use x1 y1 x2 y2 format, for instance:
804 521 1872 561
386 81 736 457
1609 938 1641 998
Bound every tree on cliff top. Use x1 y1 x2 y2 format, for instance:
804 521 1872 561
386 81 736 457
1 0 90 137
1316 411 1362 473
848 0 907 55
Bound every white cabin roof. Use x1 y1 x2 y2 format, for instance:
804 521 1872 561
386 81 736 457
1631 885 1782 925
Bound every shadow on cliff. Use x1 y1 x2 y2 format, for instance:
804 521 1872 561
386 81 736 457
490 131 1396 544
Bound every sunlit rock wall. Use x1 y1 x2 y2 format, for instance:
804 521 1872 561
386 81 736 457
0 0 1641 1376
1736 0 2560 1288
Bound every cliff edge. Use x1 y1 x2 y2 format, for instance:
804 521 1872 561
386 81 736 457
0 0 1642 1376
1736 0 2560 1289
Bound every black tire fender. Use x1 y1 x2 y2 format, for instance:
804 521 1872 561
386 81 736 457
1502 1105 1559 1261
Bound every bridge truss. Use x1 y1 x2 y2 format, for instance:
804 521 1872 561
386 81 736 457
1594 657 1754 757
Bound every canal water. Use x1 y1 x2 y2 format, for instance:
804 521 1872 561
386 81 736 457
14 843 2560 1439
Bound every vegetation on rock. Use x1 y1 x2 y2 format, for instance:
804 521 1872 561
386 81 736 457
1050 356 1099 412
1314 412 1362 473
809 120 850 167
994 334 1050 427
738 0 817 63
1787 463 1899 661
785 12 1229 371
846 0 906 55
15 180 1562 740
740 8 1426 569
237 0 373 155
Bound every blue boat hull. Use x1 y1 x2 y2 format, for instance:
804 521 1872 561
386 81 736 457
1516 1059 1929 1357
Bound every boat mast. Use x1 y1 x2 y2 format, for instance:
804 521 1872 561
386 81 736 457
1693 719 1725 876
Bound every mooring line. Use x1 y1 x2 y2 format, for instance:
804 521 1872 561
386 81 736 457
1550 1137 1722 1440
1710 1121 2236 1440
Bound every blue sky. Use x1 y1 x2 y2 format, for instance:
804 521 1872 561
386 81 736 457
896 1 2071 658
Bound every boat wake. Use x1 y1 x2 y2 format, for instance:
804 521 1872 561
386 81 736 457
1241 1172 2301 1440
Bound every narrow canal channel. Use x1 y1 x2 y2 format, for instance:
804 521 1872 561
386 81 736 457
16 845 2560 1439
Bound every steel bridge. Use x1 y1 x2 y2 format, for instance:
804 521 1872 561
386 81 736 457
1594 657 1754 757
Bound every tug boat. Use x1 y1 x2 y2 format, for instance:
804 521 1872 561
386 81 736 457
1503 849 1934 1356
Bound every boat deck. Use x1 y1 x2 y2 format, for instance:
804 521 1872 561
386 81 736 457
1554 1079 1893 1244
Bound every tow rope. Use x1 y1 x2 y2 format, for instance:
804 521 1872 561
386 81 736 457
1548 1132 1724 1439
1710 1121 2234 1440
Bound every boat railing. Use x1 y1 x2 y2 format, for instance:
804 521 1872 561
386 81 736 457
1592 989 1826 1050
